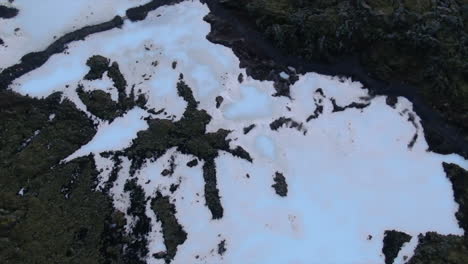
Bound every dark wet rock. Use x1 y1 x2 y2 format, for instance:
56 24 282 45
169 183 179 193
217 239 226 256
408 133 419 149
0 38 4 46
382 230 412 264
124 80 251 218
123 179 151 262
0 5 18 19
443 163 468 234
243 124 256 134
203 159 224 219
84 55 110 80
331 98 370 113
215 95 224 108
228 146 253 162
186 159 198 167
270 117 305 134
0 16 123 89
272 172 288 197
126 0 183 22
161 155 176 177
151 192 187 263
172 61 177 69
238 73 244 83
306 104 323 122
407 232 468 264
386 96 398 108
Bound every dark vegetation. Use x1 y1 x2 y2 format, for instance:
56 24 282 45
0 90 129 263
382 230 412 264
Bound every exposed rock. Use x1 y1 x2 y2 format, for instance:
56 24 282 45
0 5 18 19
186 159 199 167
217 239 227 256
151 192 187 263
382 230 412 264
84 55 110 80
407 232 468 264
443 163 468 234
243 124 256 134
272 172 288 197
215 95 224 108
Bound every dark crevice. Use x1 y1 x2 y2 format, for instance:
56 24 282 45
306 104 323 122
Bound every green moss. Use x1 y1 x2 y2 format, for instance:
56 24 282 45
407 232 468 264
0 90 126 263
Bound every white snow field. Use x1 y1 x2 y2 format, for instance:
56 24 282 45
0 0 151 69
6 1 468 264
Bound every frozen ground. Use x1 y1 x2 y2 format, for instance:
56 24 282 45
5 1 468 263
0 0 151 69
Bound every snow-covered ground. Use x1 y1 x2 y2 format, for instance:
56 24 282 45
0 0 151 69
6 1 468 263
